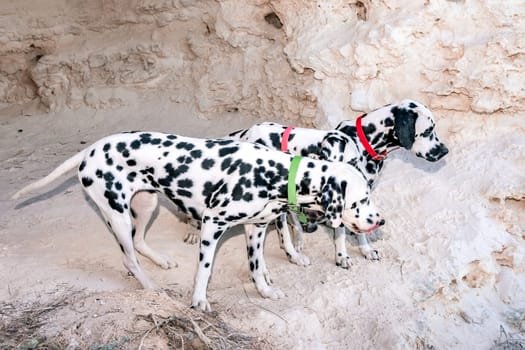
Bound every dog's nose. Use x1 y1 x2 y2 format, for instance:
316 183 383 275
440 145 449 157
378 219 385 226
428 144 449 161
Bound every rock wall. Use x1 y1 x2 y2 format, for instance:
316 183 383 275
1 0 524 124
277 0 525 122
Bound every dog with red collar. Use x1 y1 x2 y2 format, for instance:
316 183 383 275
228 99 448 268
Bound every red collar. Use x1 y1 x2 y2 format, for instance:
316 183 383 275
281 126 295 152
356 116 386 161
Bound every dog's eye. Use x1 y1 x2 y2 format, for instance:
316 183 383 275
421 126 433 138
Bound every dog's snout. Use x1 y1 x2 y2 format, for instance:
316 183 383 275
378 219 385 226
425 143 449 162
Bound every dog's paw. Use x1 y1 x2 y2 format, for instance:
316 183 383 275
258 286 285 300
183 231 200 245
191 299 212 312
363 249 381 261
289 253 311 267
150 253 179 270
335 253 353 269
263 270 273 286
139 278 161 291
293 238 304 253
158 257 179 270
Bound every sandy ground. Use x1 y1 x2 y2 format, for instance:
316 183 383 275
1 94 524 349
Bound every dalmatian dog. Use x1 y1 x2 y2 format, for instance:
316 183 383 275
12 132 384 311
228 99 448 268
227 126 363 267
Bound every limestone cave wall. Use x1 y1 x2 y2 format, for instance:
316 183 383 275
1 0 524 125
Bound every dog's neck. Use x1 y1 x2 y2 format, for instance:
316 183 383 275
260 155 322 205
285 158 327 207
347 111 400 162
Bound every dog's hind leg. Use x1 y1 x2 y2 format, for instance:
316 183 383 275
245 223 285 300
131 191 177 269
356 233 380 260
275 214 310 266
104 211 158 289
88 190 159 290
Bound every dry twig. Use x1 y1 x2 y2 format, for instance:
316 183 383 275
136 310 268 350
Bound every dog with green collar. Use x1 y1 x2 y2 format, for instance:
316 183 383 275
13 132 384 311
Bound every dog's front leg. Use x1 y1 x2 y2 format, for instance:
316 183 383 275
356 233 380 260
191 218 225 312
333 227 352 268
245 223 285 300
183 218 200 245
275 214 310 266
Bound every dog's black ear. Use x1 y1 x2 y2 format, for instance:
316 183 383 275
392 106 417 149
320 177 345 228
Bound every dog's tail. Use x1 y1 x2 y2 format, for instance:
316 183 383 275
11 150 86 199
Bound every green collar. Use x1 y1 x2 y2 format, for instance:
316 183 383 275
287 156 307 224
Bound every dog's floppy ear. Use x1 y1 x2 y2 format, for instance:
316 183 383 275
320 133 355 162
392 106 417 150
320 177 346 228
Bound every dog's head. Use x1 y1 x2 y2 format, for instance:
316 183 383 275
392 100 448 162
319 165 384 233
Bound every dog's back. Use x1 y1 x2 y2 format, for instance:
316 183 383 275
228 121 360 163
